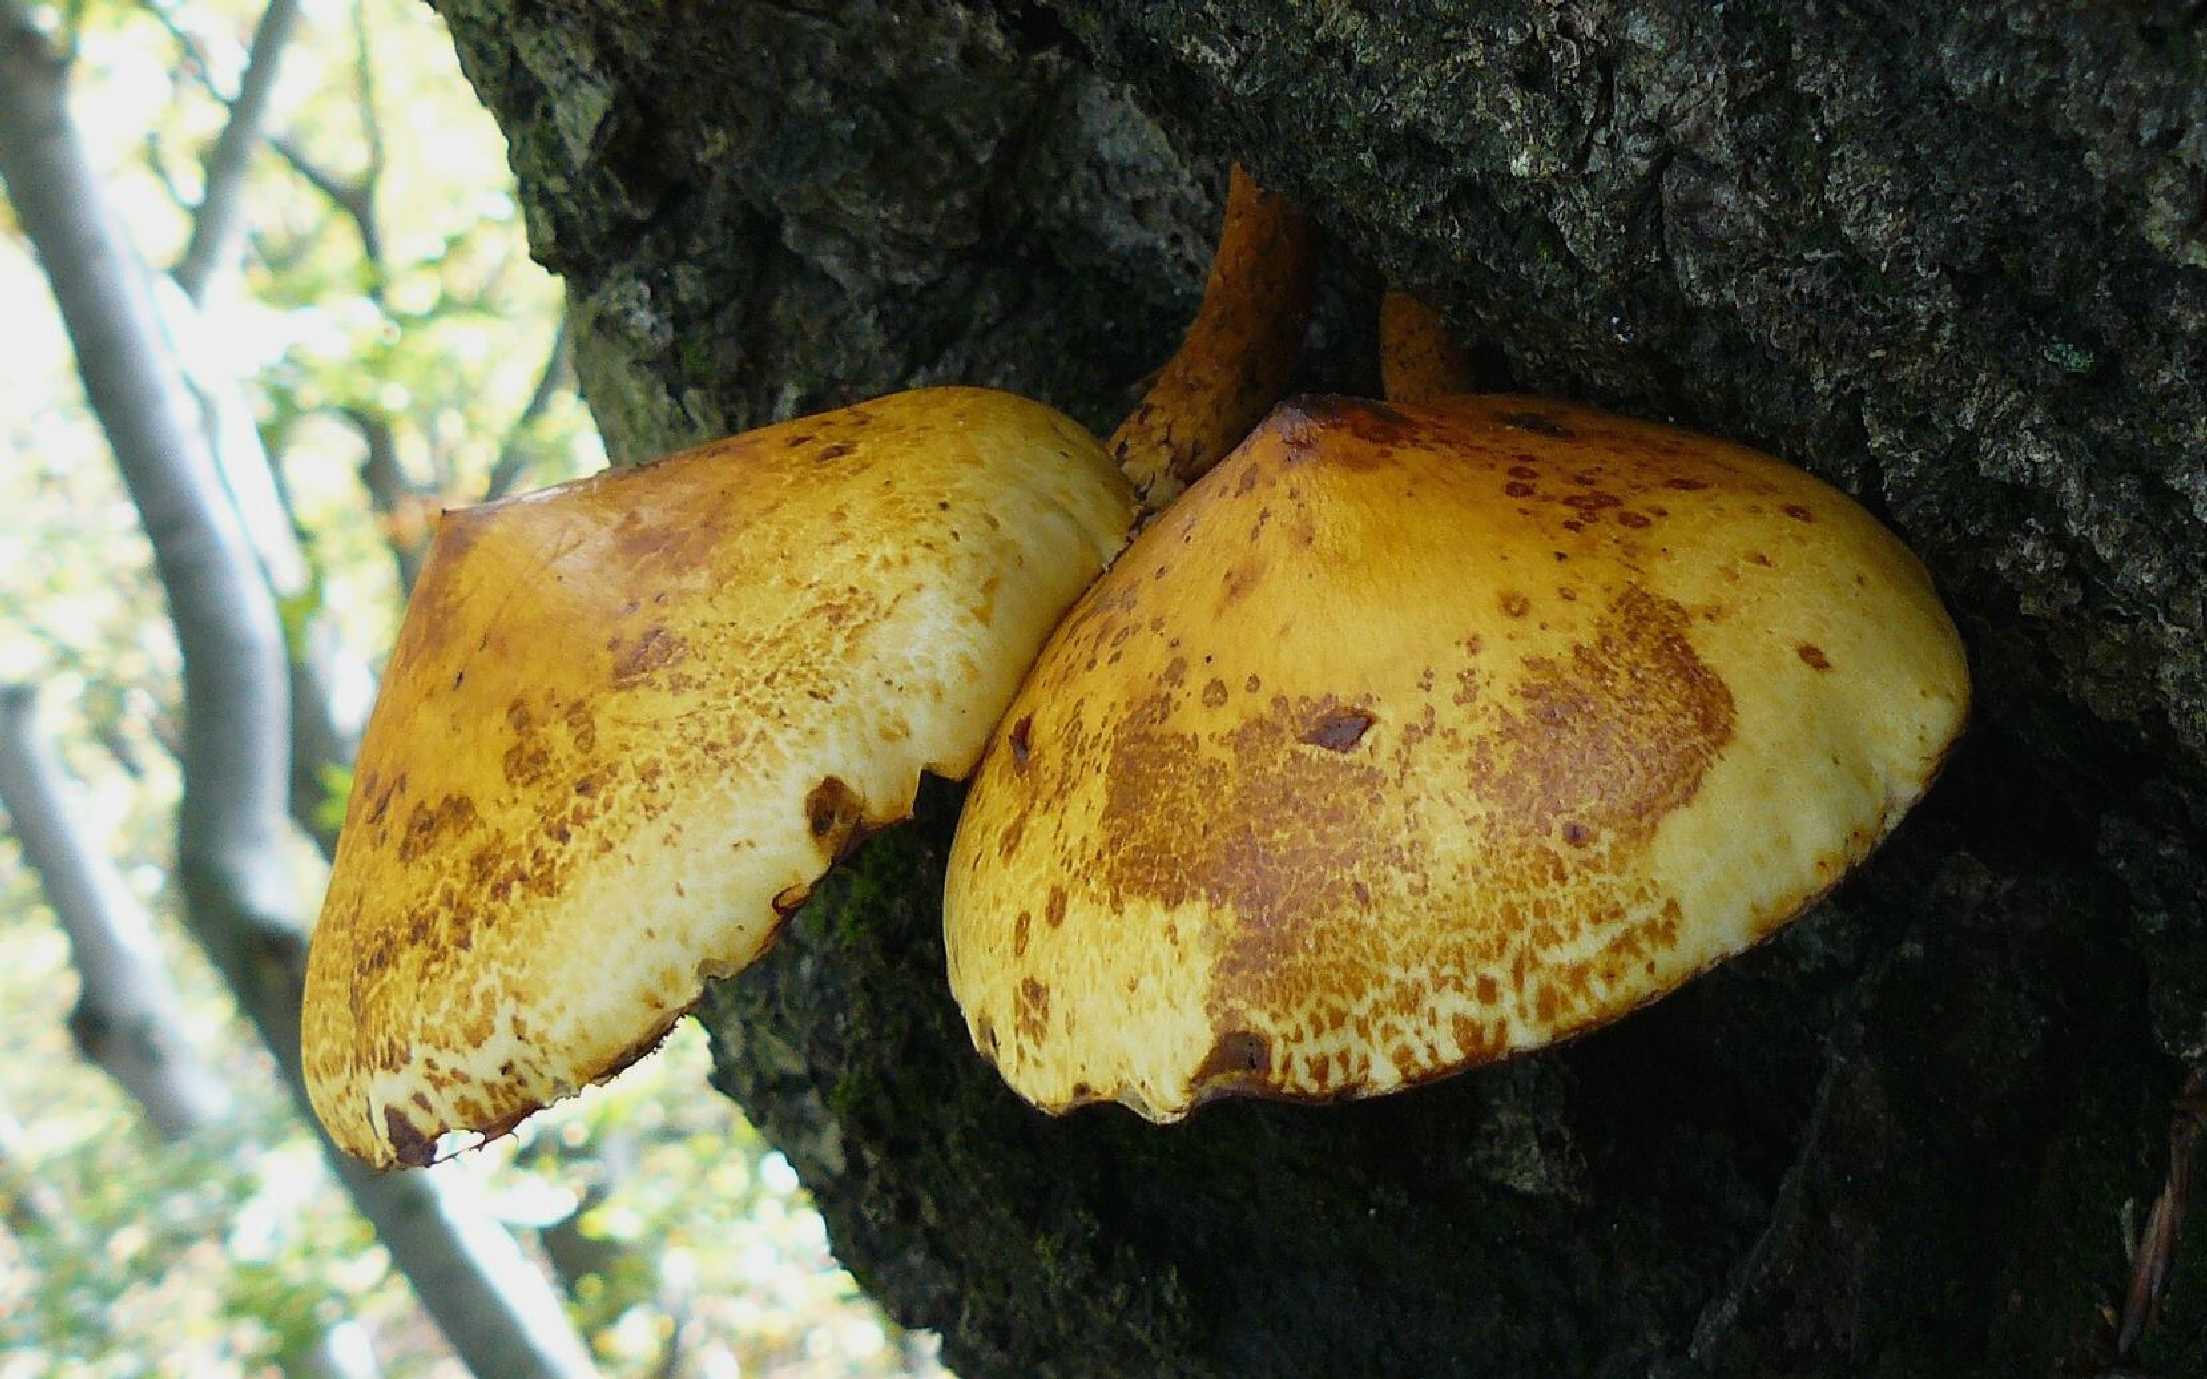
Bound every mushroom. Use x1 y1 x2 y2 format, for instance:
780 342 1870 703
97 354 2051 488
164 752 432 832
1376 290 1474 406
1108 165 1315 511
303 171 1314 1168
302 388 1132 1165
943 295 1970 1122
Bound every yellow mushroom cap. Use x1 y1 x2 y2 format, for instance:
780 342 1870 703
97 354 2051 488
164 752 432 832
945 392 1969 1121
305 387 1134 1166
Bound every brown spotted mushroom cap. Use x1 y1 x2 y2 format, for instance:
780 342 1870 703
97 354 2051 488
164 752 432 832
944 392 1969 1120
304 387 1134 1166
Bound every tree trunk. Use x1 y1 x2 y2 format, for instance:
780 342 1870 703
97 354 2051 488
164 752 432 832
434 1 2207 1375
0 684 232 1138
0 11 597 1377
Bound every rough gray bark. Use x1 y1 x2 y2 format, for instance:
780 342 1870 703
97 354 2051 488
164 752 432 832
430 1 2207 1376
0 683 233 1138
0 10 596 1376
434 0 1221 460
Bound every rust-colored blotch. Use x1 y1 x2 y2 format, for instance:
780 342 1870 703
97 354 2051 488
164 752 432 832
303 388 1134 1167
944 393 1969 1121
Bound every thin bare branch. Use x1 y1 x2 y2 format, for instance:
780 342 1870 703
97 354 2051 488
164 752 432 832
342 406 428 593
265 131 380 260
482 317 572 501
262 131 347 203
350 0 383 188
141 2 372 281
139 128 190 212
172 0 306 301
139 0 214 88
270 0 388 290
0 682 232 1138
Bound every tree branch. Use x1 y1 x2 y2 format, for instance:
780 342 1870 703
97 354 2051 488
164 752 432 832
154 276 370 857
349 0 383 191
144 1 377 843
0 11 598 1374
481 317 571 501
266 132 380 262
0 682 232 1139
144 0 383 267
171 0 305 301
138 0 213 87
343 406 428 594
0 15 289 881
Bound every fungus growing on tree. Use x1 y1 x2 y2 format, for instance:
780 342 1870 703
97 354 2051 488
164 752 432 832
1377 290 1475 406
302 388 1133 1166
944 302 1970 1121
1109 165 1316 511
301 170 1314 1168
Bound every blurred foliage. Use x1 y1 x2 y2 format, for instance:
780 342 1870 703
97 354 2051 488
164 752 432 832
308 761 351 840
0 0 953 1374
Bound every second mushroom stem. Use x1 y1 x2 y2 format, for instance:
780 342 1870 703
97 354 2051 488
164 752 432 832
1379 290 1475 405
1109 165 1317 513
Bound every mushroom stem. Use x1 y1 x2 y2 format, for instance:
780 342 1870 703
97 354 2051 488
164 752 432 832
1109 165 1316 512
1379 290 1475 404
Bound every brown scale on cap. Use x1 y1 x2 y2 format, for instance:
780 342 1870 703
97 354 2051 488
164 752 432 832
945 391 1969 1121
302 388 1134 1167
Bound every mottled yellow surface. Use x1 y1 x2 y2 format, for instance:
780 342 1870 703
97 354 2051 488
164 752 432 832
1378 292 1474 404
946 393 1969 1121
304 388 1134 1167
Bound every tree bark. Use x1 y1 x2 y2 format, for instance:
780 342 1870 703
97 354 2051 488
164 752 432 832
0 10 597 1377
0 683 233 1139
431 1 2207 1375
